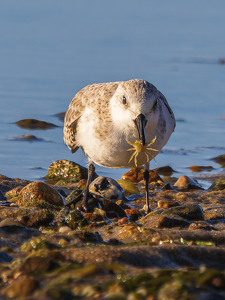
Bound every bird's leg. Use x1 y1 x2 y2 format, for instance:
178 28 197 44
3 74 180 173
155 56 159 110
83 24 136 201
82 161 95 212
143 162 151 214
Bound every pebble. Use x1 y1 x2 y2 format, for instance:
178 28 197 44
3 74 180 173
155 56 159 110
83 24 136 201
174 175 203 190
17 181 64 207
118 217 128 225
122 168 163 184
161 204 204 220
157 199 180 209
58 226 72 234
116 179 140 195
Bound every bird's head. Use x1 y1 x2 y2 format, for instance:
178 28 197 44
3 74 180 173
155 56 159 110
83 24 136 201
110 79 160 145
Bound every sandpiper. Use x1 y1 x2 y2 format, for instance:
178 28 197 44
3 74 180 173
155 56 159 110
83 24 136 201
64 79 175 213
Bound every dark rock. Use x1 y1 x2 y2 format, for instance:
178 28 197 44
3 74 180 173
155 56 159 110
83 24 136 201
17 181 64 207
17 209 54 227
208 179 225 191
65 210 89 229
161 204 204 220
154 165 176 176
0 189 7 200
0 251 13 263
16 256 59 275
15 118 58 130
158 215 190 228
212 154 225 168
13 134 43 141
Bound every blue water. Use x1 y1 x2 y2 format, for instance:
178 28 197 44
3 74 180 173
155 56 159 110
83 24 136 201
0 1 224 185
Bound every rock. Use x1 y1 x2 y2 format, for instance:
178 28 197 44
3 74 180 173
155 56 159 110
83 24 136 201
157 199 180 209
54 112 66 122
0 251 13 263
17 181 64 207
5 187 23 199
45 159 97 184
65 210 89 229
90 176 126 201
13 134 43 141
0 218 24 228
158 215 190 228
122 168 163 184
17 209 54 227
157 279 190 300
16 256 59 275
0 189 7 200
189 165 214 172
1 277 39 298
154 165 175 176
83 212 104 222
204 207 225 220
116 179 140 196
118 217 128 225
15 118 58 130
101 198 127 218
208 179 225 191
211 154 225 167
58 226 72 234
161 204 204 220
174 175 203 190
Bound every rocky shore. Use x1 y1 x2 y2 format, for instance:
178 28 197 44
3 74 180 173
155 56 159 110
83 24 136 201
0 158 225 299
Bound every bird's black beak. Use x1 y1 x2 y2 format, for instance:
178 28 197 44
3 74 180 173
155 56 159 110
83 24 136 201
134 113 147 146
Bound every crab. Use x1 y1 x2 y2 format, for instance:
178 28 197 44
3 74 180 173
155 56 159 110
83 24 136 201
126 136 158 167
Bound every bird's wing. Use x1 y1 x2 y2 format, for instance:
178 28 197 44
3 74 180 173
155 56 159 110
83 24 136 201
63 82 119 153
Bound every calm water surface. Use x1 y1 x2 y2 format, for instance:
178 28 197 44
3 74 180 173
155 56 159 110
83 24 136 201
0 1 224 187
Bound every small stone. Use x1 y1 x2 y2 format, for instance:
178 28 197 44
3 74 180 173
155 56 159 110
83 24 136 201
174 175 203 190
125 209 141 216
116 179 140 195
65 210 89 229
157 199 180 209
17 181 64 207
58 226 72 234
118 217 128 225
15 118 57 130
90 176 126 201
189 165 213 172
1 277 39 298
154 165 175 176
122 168 163 184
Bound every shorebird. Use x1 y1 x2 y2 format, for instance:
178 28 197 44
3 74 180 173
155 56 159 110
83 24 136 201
63 79 175 213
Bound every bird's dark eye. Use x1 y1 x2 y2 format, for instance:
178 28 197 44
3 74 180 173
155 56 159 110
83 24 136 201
122 96 127 105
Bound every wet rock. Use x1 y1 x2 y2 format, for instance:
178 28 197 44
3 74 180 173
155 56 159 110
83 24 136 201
17 209 54 227
122 168 163 184
5 186 23 199
0 251 13 263
116 179 140 196
65 210 89 229
0 189 7 200
158 215 190 228
189 165 214 172
17 181 64 207
90 176 126 201
157 279 190 300
204 207 225 220
1 277 39 298
45 159 97 184
58 226 72 234
154 165 175 176
13 134 43 141
54 111 66 122
161 204 204 220
157 199 180 209
174 175 203 190
83 212 104 222
15 118 58 130
118 217 128 225
16 256 59 275
212 154 225 167
0 218 24 229
74 231 103 243
101 198 127 218
208 179 225 191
